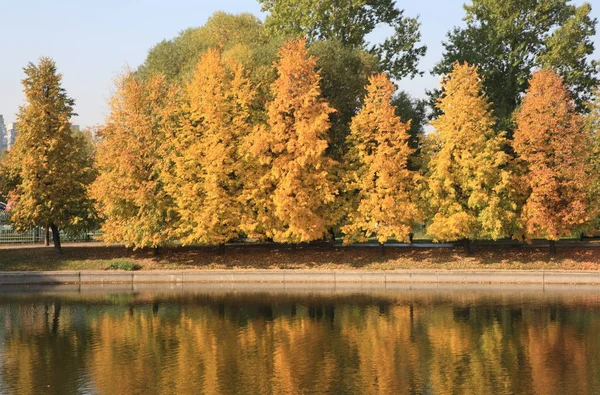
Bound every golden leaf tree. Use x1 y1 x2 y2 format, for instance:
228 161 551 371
0 58 96 253
426 62 516 252
165 49 254 246
91 73 179 251
342 73 422 244
246 39 337 243
513 68 591 252
586 87 600 232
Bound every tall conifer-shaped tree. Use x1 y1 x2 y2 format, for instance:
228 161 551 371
165 49 254 245
0 58 96 253
427 62 515 253
513 69 591 253
586 88 600 231
91 74 178 251
247 39 337 243
342 73 422 244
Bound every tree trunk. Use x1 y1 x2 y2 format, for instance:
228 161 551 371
379 242 385 257
153 246 160 257
549 240 557 255
44 226 50 247
218 243 226 255
463 238 472 255
50 224 62 254
328 228 336 243
291 243 297 252
409 233 414 244
51 301 62 334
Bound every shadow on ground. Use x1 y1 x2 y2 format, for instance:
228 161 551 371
1 243 600 271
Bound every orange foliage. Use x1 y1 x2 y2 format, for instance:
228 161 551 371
513 68 591 240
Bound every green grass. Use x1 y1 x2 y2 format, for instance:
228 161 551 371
105 259 141 271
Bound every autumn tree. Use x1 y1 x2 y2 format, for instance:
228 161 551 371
433 0 598 132
426 62 516 253
246 39 337 243
137 14 379 163
0 58 96 253
586 88 600 232
91 73 178 251
513 69 591 253
165 49 254 246
342 73 422 245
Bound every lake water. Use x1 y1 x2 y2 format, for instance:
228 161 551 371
0 284 599 394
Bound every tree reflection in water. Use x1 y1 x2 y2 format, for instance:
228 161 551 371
0 289 599 395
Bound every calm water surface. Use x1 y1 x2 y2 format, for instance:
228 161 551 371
0 285 599 394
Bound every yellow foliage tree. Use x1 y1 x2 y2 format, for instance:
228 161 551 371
246 39 337 243
91 73 179 250
342 73 422 243
0 58 96 253
165 49 254 245
427 62 516 252
513 68 591 251
586 87 600 232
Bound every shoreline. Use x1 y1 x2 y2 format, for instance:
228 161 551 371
0 269 598 286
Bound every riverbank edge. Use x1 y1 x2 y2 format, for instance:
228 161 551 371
0 270 598 286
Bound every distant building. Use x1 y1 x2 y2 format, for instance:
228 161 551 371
0 122 81 152
5 123 17 151
0 115 6 152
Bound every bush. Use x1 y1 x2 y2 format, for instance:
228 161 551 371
105 259 141 271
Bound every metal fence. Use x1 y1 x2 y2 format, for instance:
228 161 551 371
0 211 102 244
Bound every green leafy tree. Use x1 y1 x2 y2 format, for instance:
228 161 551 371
433 0 598 132
0 58 96 253
137 12 270 82
392 91 428 171
310 40 379 161
259 0 426 79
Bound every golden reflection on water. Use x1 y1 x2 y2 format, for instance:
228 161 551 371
0 290 599 395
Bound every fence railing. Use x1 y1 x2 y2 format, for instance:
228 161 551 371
0 212 102 244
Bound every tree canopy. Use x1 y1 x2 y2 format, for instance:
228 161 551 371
513 69 591 242
433 0 599 132
426 62 516 246
165 49 255 245
342 73 422 243
259 0 426 79
91 74 179 250
247 39 337 243
0 58 96 252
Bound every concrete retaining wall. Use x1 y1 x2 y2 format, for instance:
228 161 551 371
0 270 598 285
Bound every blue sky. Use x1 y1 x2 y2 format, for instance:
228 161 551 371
0 0 598 127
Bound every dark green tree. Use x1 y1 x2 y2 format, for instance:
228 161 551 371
392 91 428 171
259 0 426 79
433 0 598 133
